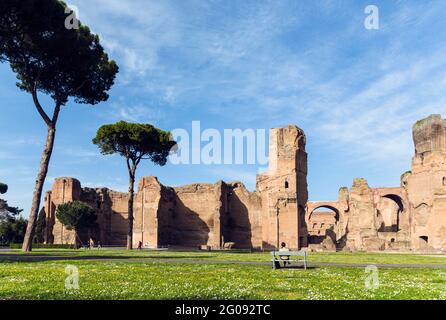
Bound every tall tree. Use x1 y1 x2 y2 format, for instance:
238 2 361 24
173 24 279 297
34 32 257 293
0 182 26 245
93 121 176 249
0 216 28 246
0 0 118 251
56 201 97 247
34 207 46 244
0 182 22 216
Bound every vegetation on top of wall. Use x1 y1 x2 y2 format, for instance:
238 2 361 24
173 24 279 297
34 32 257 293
401 171 412 180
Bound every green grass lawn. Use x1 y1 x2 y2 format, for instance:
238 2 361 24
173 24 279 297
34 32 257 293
0 249 446 300
2 248 446 264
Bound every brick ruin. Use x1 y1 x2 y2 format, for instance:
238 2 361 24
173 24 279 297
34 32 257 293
43 114 446 252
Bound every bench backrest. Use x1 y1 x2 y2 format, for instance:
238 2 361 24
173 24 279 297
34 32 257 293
271 250 306 257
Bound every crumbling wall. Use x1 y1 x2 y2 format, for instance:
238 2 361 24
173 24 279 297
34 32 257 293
50 178 81 245
133 177 166 248
257 125 308 250
406 114 446 251
221 182 262 249
44 116 446 252
46 178 129 246
168 183 221 248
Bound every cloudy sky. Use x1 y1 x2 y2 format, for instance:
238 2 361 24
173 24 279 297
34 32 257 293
1 0 446 217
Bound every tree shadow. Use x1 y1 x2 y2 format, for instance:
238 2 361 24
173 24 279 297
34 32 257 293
0 253 220 263
222 188 253 249
167 197 210 248
78 189 128 246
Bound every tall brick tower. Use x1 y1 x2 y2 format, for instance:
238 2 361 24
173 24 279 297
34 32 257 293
46 177 82 245
405 114 446 250
257 125 308 250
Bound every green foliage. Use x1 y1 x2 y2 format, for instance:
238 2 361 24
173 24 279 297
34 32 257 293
55 201 97 231
401 170 412 181
0 182 22 217
92 121 176 166
0 0 119 107
0 183 7 194
0 199 23 216
0 216 27 245
34 208 46 244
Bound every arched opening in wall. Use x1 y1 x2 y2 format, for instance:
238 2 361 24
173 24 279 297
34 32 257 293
307 206 339 245
419 236 429 250
285 181 289 189
377 194 404 233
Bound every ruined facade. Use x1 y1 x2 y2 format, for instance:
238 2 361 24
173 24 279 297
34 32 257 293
306 114 446 252
43 115 446 252
44 125 307 250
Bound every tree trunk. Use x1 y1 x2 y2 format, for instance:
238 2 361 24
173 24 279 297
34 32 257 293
127 166 136 250
22 126 57 252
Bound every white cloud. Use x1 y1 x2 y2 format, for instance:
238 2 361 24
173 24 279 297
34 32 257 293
105 101 164 124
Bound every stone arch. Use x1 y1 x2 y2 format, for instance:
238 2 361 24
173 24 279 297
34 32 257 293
307 203 341 222
373 188 408 212
381 194 404 212
306 202 341 243
377 193 405 232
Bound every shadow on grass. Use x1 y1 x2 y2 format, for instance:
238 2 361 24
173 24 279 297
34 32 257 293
0 254 220 263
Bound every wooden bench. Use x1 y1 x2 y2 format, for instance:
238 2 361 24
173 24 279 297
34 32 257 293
271 250 308 270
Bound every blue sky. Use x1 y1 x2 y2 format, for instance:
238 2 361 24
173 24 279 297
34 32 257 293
1 0 446 217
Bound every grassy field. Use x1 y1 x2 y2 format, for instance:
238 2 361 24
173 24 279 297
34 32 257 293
1 249 446 300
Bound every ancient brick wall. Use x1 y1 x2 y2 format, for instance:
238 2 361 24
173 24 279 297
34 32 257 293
44 117 446 252
46 178 129 247
221 182 262 249
257 125 308 251
406 114 446 250
168 183 221 248
44 124 306 250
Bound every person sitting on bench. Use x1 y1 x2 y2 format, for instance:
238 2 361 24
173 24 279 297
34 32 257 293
279 242 290 266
